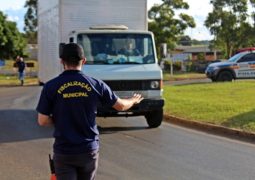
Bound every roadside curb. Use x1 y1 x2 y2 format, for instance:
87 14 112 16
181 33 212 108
164 114 255 143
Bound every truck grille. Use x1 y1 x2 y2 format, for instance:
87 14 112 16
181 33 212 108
103 80 157 91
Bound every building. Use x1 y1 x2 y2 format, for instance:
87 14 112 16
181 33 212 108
171 45 221 61
26 44 38 60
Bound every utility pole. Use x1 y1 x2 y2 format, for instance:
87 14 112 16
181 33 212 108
167 52 173 76
161 43 173 75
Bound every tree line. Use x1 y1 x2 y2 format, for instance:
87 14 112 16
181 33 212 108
0 12 26 59
149 0 255 58
1 0 255 60
0 0 36 60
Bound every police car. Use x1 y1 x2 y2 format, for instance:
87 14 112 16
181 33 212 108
205 50 255 81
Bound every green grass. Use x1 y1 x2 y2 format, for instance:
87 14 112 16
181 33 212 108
0 75 38 86
163 72 206 81
164 81 255 132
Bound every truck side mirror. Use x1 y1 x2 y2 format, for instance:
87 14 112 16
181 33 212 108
69 37 74 43
59 43 65 58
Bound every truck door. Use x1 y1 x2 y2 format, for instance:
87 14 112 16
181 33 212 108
236 53 255 78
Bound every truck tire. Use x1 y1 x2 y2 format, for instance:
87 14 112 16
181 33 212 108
217 71 233 82
145 109 163 128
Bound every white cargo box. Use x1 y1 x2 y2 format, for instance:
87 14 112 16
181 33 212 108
38 0 147 82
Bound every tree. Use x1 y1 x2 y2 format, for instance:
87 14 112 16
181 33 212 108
205 0 255 58
178 35 192 46
24 0 37 44
197 53 206 61
148 0 195 58
0 11 27 59
249 0 255 28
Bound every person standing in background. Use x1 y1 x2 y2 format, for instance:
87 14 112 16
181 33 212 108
15 56 26 86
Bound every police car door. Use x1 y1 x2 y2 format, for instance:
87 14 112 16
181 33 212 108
236 53 255 78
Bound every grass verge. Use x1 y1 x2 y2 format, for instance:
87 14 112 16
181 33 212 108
163 72 206 81
0 75 38 86
164 81 255 133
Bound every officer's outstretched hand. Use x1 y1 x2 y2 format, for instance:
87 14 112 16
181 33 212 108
131 93 144 104
113 93 144 111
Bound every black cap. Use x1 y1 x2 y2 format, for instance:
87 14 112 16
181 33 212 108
60 43 84 62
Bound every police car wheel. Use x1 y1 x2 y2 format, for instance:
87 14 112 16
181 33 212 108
217 71 233 82
211 78 217 82
145 109 163 128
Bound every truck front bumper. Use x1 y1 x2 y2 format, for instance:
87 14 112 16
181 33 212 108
96 98 165 117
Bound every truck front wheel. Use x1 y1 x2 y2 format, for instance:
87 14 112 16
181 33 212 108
145 109 163 128
217 71 233 82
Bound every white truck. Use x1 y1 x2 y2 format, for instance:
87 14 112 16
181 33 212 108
38 0 164 128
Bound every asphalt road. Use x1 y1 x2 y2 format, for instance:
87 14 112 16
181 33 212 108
1 86 255 180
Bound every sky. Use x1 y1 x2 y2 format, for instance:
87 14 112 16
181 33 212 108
0 0 213 40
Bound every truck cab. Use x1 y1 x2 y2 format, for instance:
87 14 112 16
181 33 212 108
66 26 164 128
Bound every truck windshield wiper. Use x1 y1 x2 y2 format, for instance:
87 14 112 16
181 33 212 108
86 60 110 64
121 62 142 64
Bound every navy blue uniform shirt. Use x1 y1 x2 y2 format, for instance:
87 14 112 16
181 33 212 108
36 70 118 154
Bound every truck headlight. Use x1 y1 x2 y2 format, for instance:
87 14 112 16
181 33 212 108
150 81 160 89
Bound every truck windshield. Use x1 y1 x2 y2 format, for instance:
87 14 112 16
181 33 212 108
77 33 155 64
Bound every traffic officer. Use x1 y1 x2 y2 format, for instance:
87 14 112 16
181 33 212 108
36 43 143 180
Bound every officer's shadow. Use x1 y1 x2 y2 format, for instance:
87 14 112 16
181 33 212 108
0 109 148 142
0 109 53 143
